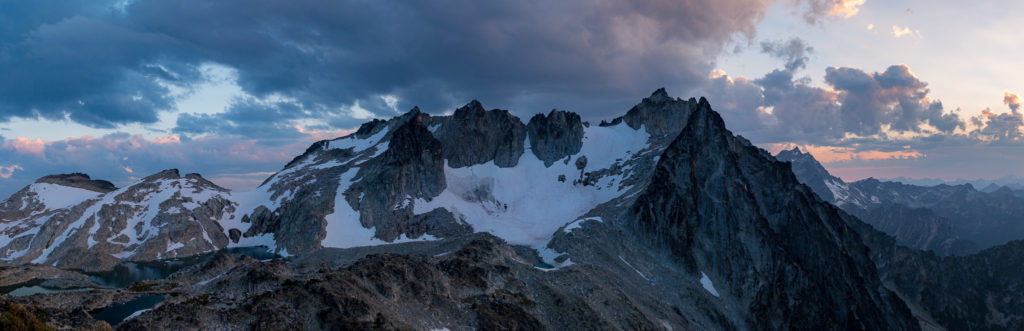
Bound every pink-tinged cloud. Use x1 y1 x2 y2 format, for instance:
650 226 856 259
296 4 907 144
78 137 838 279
828 0 866 18
9 137 45 154
0 165 22 179
766 143 924 163
1004 91 1021 113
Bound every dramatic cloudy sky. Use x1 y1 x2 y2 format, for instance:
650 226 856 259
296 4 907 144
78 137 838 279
0 0 1021 196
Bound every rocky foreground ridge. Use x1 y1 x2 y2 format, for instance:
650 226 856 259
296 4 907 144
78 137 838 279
0 90 1022 330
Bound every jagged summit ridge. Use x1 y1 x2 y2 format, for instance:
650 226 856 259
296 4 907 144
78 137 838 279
627 100 917 329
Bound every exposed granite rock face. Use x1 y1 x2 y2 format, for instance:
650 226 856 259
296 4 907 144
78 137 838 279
34 174 116 193
244 107 466 253
775 147 840 202
433 100 526 168
526 110 584 166
845 215 1024 331
245 151 359 254
617 88 699 139
627 99 918 330
344 112 464 241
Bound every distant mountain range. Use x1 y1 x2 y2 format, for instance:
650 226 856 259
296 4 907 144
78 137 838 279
885 175 1024 191
2 90 1024 330
777 147 1024 255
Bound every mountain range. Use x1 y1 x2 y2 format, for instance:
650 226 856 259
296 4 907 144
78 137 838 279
0 89 1022 330
777 147 1024 256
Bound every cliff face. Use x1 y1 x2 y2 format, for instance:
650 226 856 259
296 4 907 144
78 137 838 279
627 99 916 330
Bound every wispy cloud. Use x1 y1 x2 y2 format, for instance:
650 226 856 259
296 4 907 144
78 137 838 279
891 25 922 38
828 0 867 18
0 165 22 179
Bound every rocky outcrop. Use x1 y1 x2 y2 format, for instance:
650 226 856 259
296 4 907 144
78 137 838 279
34 174 116 194
526 109 585 166
119 234 685 330
614 88 699 139
0 265 98 291
345 112 461 241
1 295 101 331
433 100 526 168
775 147 840 202
627 98 918 330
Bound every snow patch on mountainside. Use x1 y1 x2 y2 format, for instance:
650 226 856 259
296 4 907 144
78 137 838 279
321 168 381 248
27 183 102 211
328 129 387 153
564 217 603 233
320 167 437 249
700 271 720 297
825 179 851 206
413 123 649 257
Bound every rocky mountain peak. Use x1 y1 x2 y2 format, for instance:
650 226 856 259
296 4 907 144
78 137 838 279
354 118 388 139
461 100 485 112
526 109 584 167
433 100 526 168
144 169 182 181
645 87 672 103
34 173 116 193
619 88 698 138
775 147 843 203
627 98 917 329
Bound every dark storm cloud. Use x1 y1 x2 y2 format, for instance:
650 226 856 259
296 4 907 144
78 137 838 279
825 65 964 135
0 0 796 132
0 6 195 128
707 59 972 149
174 98 311 144
128 0 780 119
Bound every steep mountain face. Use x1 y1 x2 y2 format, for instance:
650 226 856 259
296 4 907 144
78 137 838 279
776 148 982 255
526 109 584 166
846 216 1024 331
774 147 843 202
627 102 915 330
